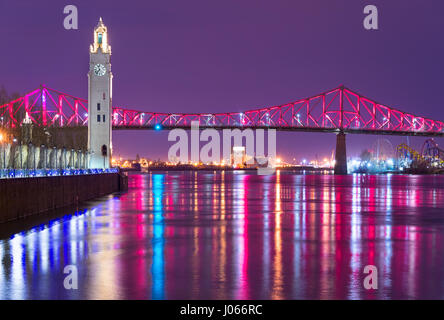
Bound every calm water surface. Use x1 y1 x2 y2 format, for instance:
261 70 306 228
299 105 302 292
1 171 444 299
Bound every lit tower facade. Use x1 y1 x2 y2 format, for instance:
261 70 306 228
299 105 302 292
88 18 113 168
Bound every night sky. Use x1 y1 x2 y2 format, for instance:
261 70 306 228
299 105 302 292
1 0 444 161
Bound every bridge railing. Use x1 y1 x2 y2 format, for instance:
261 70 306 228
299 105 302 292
111 87 444 135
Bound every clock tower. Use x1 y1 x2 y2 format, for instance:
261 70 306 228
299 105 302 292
88 17 112 168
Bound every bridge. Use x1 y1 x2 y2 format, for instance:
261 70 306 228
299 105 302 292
1 84 444 174
397 138 444 169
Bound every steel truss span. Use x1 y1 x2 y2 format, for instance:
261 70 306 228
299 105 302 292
1 85 444 136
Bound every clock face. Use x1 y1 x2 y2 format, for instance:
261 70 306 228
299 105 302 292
94 64 106 76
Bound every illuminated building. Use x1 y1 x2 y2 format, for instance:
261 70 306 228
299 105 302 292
232 146 246 167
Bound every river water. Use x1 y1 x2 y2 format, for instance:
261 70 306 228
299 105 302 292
1 171 444 299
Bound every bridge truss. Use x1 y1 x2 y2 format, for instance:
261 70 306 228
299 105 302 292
1 85 444 136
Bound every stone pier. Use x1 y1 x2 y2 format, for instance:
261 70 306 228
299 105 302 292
334 131 348 175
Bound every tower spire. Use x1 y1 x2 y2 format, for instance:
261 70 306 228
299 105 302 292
98 17 104 27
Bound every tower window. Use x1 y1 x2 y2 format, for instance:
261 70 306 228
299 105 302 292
97 115 101 122
103 115 106 122
97 103 101 111
98 33 103 44
103 93 106 100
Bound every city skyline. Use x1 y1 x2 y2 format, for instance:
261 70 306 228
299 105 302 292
1 1 444 160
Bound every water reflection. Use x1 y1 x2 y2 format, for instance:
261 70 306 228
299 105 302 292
1 172 444 299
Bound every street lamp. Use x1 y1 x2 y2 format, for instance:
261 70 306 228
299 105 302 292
19 141 22 172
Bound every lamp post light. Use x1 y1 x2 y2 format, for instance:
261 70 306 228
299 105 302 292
63 147 66 172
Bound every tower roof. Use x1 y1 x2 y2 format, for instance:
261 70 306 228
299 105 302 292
90 17 111 54
96 17 106 30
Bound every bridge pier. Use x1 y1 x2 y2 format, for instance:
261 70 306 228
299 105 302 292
334 131 348 175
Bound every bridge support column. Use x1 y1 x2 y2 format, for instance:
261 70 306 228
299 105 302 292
334 131 348 175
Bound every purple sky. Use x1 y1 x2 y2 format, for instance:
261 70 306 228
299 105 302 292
1 0 444 161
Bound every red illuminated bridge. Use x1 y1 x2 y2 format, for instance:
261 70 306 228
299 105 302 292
1 84 444 137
